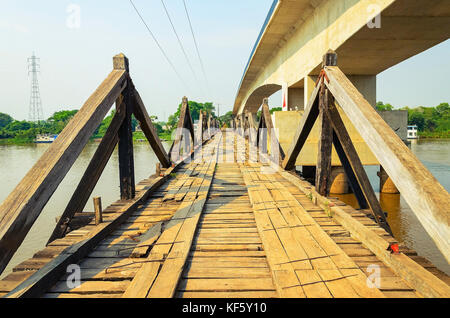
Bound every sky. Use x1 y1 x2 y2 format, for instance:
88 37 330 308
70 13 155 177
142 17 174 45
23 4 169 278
0 0 449 122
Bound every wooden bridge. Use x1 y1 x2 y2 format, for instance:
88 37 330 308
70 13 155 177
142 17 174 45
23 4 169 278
0 53 449 298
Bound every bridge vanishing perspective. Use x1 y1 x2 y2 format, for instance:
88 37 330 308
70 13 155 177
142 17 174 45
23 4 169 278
0 0 449 299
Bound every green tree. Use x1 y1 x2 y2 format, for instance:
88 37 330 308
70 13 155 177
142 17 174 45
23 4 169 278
6 120 32 132
269 107 282 114
0 113 13 128
376 101 393 111
48 110 78 123
167 101 215 130
409 112 425 131
219 111 233 127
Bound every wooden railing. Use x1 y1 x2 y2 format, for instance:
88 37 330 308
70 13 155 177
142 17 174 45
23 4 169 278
0 54 217 275
282 50 450 261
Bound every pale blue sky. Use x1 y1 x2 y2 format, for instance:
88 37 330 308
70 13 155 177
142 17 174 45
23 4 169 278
0 0 448 122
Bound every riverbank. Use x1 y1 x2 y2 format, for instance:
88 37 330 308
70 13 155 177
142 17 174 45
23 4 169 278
419 131 450 138
0 131 173 145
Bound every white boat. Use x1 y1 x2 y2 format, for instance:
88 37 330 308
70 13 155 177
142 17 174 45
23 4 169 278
35 134 58 143
407 125 418 140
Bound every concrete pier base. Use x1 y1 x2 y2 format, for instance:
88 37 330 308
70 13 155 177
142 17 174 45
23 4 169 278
330 166 350 194
378 166 399 194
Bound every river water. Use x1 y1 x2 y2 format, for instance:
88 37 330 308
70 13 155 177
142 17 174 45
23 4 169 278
0 139 449 278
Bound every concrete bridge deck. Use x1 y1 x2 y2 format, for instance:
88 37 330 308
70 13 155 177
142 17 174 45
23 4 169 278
1 131 449 298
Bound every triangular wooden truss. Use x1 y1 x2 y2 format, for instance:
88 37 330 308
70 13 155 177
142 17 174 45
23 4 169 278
0 54 172 274
168 97 195 163
281 50 392 235
168 99 219 162
256 99 285 164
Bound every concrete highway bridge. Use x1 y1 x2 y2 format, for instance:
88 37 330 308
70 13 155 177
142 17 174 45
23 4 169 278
0 0 449 298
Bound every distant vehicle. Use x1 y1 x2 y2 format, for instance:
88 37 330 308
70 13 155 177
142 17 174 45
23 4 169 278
35 134 58 143
407 125 418 140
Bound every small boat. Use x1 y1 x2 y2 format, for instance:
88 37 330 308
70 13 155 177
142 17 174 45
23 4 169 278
35 134 58 143
407 125 418 140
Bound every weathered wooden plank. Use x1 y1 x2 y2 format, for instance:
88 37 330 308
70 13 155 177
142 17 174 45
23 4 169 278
4 167 176 297
117 87 136 200
240 164 305 298
331 204 450 298
177 291 277 298
324 65 450 262
315 86 333 196
0 57 128 275
49 280 129 294
123 137 220 298
147 141 219 298
47 104 126 244
177 278 275 291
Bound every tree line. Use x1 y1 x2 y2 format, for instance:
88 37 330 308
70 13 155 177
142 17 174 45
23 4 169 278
0 100 222 144
2 100 446 144
376 102 450 138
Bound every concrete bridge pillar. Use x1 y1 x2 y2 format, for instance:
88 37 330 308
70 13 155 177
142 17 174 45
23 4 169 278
287 87 304 111
347 75 377 107
378 166 400 194
330 166 350 194
302 165 350 194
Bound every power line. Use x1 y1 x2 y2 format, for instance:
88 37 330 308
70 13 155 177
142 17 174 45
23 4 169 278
160 0 202 94
129 0 189 90
182 0 211 97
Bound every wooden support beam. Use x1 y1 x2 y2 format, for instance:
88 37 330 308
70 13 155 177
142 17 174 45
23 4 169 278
324 67 449 250
47 105 126 244
171 97 195 162
0 55 127 275
332 132 368 210
207 113 212 139
117 88 135 201
246 112 258 146
315 85 333 196
130 82 170 168
256 106 267 154
261 98 285 164
197 110 204 145
325 105 391 233
315 50 336 196
281 83 320 170
93 197 103 226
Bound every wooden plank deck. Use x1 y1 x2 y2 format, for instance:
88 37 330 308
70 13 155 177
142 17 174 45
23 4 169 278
1 131 449 298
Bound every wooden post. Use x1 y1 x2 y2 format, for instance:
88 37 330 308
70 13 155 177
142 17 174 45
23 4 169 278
94 197 103 226
207 113 212 139
197 110 204 145
315 50 337 196
155 163 161 177
171 97 195 161
116 55 135 200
